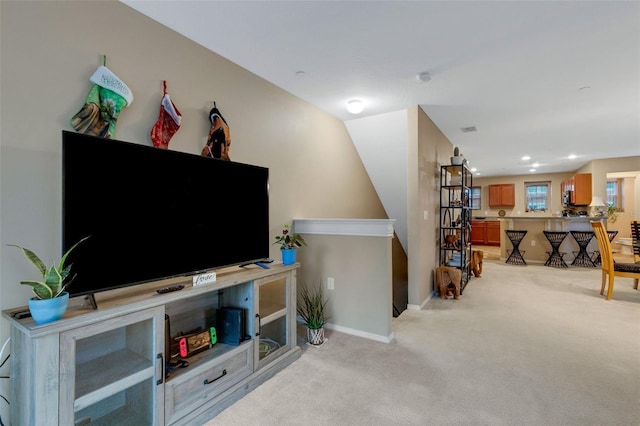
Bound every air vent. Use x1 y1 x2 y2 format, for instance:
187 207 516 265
461 126 477 133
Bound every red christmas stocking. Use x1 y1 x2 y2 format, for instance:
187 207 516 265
150 81 182 149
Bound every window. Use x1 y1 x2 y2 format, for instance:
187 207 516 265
606 179 624 210
470 186 481 210
525 181 550 212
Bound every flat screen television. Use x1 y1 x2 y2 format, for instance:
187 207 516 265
62 130 269 298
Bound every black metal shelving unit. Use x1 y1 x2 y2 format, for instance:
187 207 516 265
439 164 473 292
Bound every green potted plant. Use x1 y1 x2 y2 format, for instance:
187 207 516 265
9 236 88 324
274 223 306 265
297 281 329 345
607 203 619 223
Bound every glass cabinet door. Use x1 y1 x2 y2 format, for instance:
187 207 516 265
256 273 291 368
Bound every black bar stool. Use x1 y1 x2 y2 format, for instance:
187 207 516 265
505 230 527 265
570 231 597 267
591 230 618 265
542 231 568 268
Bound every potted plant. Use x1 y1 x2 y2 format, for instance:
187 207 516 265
451 146 464 165
273 223 306 265
8 236 88 324
607 204 619 223
297 281 329 345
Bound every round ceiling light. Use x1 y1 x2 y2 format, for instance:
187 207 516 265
346 99 364 114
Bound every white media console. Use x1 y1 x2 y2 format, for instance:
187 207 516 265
2 263 301 425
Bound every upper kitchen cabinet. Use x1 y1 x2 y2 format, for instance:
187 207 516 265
488 184 515 207
561 173 592 206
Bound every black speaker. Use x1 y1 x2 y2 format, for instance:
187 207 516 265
217 307 245 346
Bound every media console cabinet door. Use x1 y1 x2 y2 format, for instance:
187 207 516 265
59 306 165 425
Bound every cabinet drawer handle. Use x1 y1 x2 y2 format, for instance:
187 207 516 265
203 369 227 385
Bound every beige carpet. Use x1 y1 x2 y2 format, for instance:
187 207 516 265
205 261 640 426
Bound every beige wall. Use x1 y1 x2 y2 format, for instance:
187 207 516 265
0 0 388 364
473 172 573 218
408 106 453 308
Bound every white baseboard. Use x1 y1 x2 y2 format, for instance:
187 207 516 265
296 317 393 343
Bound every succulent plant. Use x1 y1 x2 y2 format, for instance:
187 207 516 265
8 236 89 299
453 146 460 157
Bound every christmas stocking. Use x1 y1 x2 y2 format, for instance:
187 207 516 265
150 81 182 149
70 65 133 139
201 103 231 160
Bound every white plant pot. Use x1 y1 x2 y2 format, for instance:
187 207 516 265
307 327 325 345
451 156 463 165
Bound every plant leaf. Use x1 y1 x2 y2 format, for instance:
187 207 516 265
8 244 47 278
58 236 90 272
20 280 53 300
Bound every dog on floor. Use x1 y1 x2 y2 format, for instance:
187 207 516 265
434 266 461 300
471 249 484 277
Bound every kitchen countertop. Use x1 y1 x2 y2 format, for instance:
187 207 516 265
473 216 604 220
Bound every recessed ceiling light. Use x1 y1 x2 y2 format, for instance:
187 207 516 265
295 71 306 76
522 156 531 161
475 172 482 176
568 154 577 160
461 126 477 133
346 99 364 114
529 169 536 172
470 167 477 172
532 162 539 168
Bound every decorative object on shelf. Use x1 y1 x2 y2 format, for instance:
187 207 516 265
434 266 461 300
498 209 506 217
8 236 89 324
274 223 307 265
150 80 182 149
451 146 464 165
201 102 231 160
70 56 133 139
588 196 606 217
443 233 459 249
297 281 329 345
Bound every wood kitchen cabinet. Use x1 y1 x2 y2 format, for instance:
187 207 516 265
488 184 515 207
561 173 592 206
471 221 500 246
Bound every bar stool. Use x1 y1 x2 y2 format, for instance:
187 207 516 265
569 231 597 267
591 230 618 265
505 230 527 265
542 231 568 268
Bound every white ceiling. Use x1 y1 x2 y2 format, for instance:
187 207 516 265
123 0 639 177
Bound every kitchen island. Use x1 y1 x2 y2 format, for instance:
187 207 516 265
472 216 605 263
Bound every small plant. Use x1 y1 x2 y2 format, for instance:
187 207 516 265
453 146 460 157
297 282 329 330
8 236 89 300
607 204 619 223
273 223 307 250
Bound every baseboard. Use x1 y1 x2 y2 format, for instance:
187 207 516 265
323 323 394 343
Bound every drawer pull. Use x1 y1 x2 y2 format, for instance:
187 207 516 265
203 369 227 385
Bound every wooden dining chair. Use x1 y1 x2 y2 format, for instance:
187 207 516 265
591 220 640 300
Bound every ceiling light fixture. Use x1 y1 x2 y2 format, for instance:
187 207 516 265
522 155 531 161
532 162 539 168
568 154 577 160
346 99 364 114
461 126 477 133
529 169 536 172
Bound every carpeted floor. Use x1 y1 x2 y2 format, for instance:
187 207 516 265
205 261 639 426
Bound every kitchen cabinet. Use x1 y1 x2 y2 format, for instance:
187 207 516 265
561 173 592 206
488 184 515 207
471 220 500 246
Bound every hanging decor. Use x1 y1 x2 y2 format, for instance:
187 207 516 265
70 56 133 139
150 80 182 149
201 102 231 160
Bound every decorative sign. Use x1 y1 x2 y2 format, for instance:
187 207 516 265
193 272 217 286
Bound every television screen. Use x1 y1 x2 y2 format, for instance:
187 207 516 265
62 130 269 297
